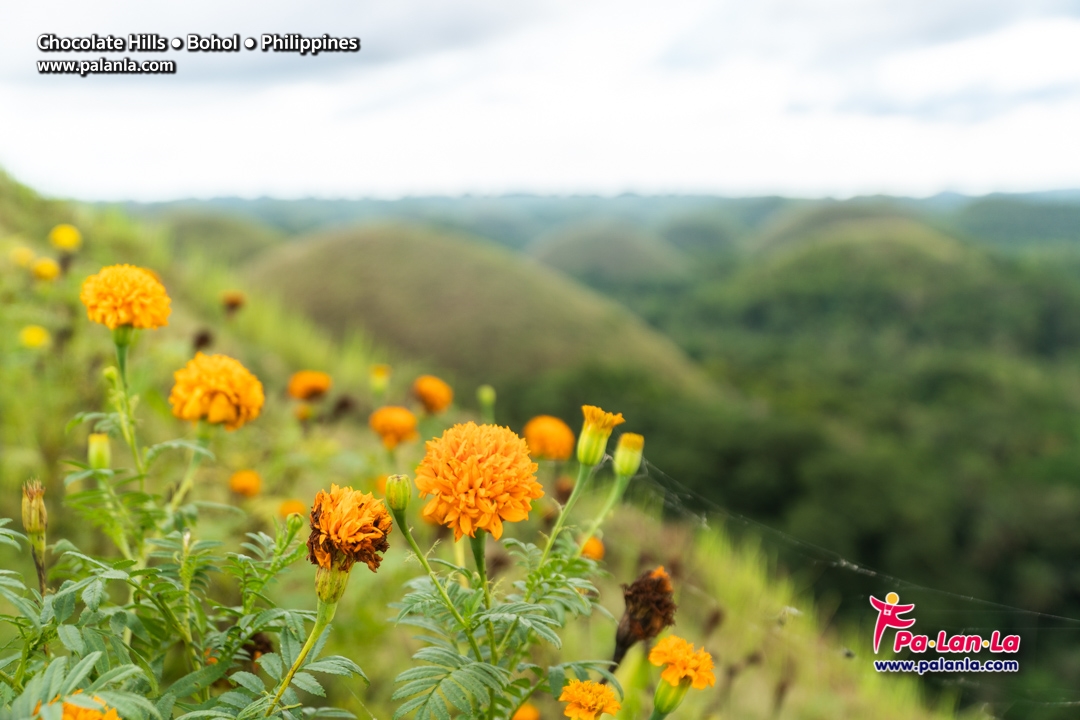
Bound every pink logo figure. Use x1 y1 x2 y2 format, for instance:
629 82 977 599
870 592 915 653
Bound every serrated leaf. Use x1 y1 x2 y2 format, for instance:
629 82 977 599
289 671 324 696
56 625 86 655
230 671 264 693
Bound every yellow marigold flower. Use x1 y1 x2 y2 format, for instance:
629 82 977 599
169 352 265 431
32 257 61 281
306 484 392 573
10 245 35 267
288 370 332 401
80 264 171 329
49 223 82 251
415 422 543 541
524 415 575 461
580 536 605 561
577 405 625 466
613 433 644 478
512 703 541 720
279 498 306 518
36 693 121 720
19 325 51 349
369 406 419 449
558 679 620 720
229 469 262 497
413 374 454 414
649 635 716 690
221 289 246 313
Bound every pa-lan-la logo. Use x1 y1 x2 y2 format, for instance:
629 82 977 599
871 592 1021 655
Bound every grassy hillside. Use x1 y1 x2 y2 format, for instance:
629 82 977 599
0 170 972 719
246 223 710 392
530 221 690 287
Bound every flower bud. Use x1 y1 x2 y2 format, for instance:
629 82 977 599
21 480 47 536
369 363 391 396
613 433 644 478
88 433 111 470
652 677 691 717
385 474 411 512
576 406 625 467
315 565 351 606
476 384 496 407
286 509 305 536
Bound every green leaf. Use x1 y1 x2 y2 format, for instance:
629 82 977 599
231 671 264 693
57 625 86 655
289 671 324 696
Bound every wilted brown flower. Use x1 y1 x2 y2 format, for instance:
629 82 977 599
612 566 677 668
192 328 214 353
306 484 392 573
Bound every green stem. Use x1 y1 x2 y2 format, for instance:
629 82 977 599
540 463 594 565
168 425 211 513
576 473 632 558
393 509 484 662
0 667 19 692
112 330 147 481
470 533 499 665
648 710 666 720
265 599 336 717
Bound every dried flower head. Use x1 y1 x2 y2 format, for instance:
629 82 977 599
192 328 214 353
413 374 454 414
581 536 605 561
222 289 246 313
32 257 61 281
49 224 82 251
415 422 543 540
524 415 576 461
649 635 716 690
279 499 306 518
307 484 392 573
288 370 332 401
169 352 264 431
558 679 621 720
80 264 171 329
369 406 419 449
229 469 262 497
613 566 677 667
19 325 51 349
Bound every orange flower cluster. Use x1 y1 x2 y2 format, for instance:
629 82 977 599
37 694 120 720
415 422 543 540
279 499 306 517
580 536 605 561
169 353 264 431
229 469 262 497
558 679 621 720
288 370 332 401
307 484 392 572
582 405 625 433
648 635 716 690
80 264 171 329
523 415 575 461
369 406 419 449
511 703 540 720
413 375 453 414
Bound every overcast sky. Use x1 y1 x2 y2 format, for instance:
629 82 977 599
2 0 1079 200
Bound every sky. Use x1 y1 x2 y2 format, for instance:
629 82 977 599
1 0 1080 201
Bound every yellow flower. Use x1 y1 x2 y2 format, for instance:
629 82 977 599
512 703 541 720
558 679 620 720
369 406 419 449
415 422 543 541
169 353 264 431
288 370 332 401
523 415 575 461
580 536 605 561
577 405 624 466
279 498 306 518
36 693 121 720
10 245 35 267
19 325 50 349
306 484 392 573
49 224 82 251
648 635 716 690
80 264 171 329
32 257 61 281
412 374 454 414
370 363 391 394
229 469 262 497
613 433 644 478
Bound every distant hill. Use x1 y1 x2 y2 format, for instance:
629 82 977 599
163 211 284 265
246 223 712 391
530 221 690 287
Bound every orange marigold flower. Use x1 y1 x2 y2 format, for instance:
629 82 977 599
37 693 121 720
80 264 171 329
523 415 575 461
32 257 61 281
369 406 419 449
415 422 543 541
306 484 392 572
412 374 454 414
512 703 541 720
581 536 605 561
559 679 620 720
288 370 332 401
49 223 82 251
229 469 261 497
169 352 264 431
582 405 625 433
279 499 306 517
648 635 716 690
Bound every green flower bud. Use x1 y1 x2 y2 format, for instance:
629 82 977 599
477 384 496 407
286 509 305 537
315 565 351 606
21 480 47 536
385 474 411 512
613 433 644 478
652 677 691 717
576 406 625 467
88 433 112 470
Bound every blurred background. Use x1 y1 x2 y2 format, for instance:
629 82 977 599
4 0 1080 717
